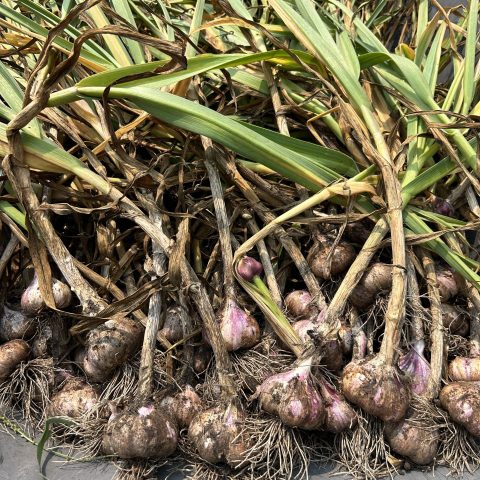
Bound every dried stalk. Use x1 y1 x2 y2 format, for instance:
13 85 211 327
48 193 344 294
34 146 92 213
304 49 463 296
138 198 167 401
420 249 444 399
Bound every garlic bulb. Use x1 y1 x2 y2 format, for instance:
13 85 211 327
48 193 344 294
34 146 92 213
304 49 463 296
102 402 178 458
219 299 261 352
319 383 357 433
398 340 431 395
440 382 480 437
21 274 72 314
342 356 410 422
285 290 318 320
253 357 325 430
188 403 248 467
448 356 480 382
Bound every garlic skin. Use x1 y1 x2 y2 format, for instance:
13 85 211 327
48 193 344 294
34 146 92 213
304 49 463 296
0 339 30 381
436 268 460 302
448 357 480 382
0 306 35 341
160 385 203 428
285 290 318 320
188 403 248 467
193 344 212 373
292 315 343 372
442 304 469 336
338 324 353 355
102 403 178 458
237 256 263 282
307 241 356 280
398 340 431 396
160 306 184 344
253 357 325 430
219 299 261 352
440 382 480 437
21 274 72 315
319 383 357 433
384 414 438 465
342 356 411 422
48 377 99 419
349 263 393 310
83 318 143 382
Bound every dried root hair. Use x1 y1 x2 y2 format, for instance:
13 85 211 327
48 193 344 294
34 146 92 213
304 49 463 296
231 338 294 399
100 351 168 403
112 458 172 480
179 411 331 480
0 357 55 432
48 401 109 459
241 413 332 480
437 408 480 475
334 408 398 480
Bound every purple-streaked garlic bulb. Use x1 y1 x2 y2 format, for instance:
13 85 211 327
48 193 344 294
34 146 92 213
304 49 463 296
285 290 319 320
0 306 35 341
448 357 480 382
440 382 480 437
237 256 263 282
47 377 99 418
319 383 357 433
218 299 261 352
342 356 411 422
384 413 438 465
102 402 178 458
0 339 30 381
188 403 249 467
307 240 356 280
21 274 72 315
160 385 203 428
398 340 431 395
252 356 325 430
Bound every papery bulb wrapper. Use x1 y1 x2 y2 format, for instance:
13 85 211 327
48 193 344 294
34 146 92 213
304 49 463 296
102 402 178 458
342 356 410 422
0 306 34 341
319 383 357 433
307 241 355 280
448 357 480 382
285 290 318 320
385 412 438 465
48 377 99 418
398 340 431 395
440 382 480 437
188 403 249 467
219 299 260 352
160 385 203 428
21 274 72 315
253 357 325 430
0 339 30 380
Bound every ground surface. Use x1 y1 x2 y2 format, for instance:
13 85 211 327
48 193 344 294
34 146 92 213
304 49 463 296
1 429 477 480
